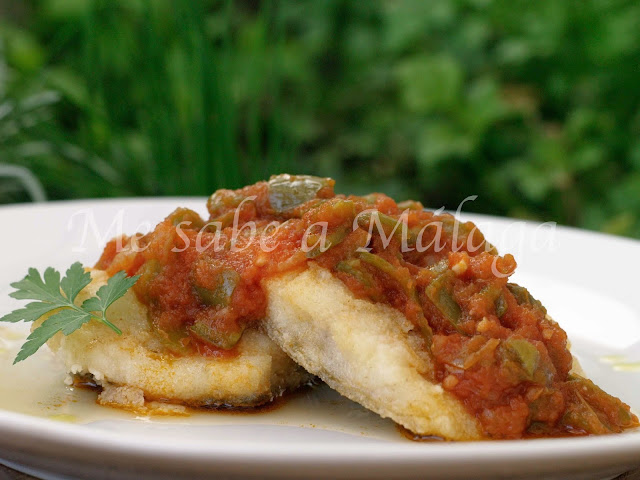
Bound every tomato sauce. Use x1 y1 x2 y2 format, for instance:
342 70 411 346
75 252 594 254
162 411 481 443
96 175 638 439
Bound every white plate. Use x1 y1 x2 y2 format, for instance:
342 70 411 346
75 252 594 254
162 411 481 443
0 199 638 480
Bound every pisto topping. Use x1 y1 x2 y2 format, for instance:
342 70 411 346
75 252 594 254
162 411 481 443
95 175 638 439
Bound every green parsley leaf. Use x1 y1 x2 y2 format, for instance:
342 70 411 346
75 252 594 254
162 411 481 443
14 310 92 364
9 267 63 304
0 302 61 324
81 271 139 335
60 262 92 304
0 262 140 364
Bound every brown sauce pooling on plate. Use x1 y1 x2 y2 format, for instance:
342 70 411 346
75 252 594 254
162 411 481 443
73 374 318 416
396 425 447 442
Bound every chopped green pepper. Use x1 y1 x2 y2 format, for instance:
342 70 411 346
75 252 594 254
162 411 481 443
357 211 402 238
134 259 162 303
478 284 507 318
564 374 636 431
189 320 244 350
306 224 351 258
425 271 462 327
507 283 546 313
502 338 540 379
206 190 245 218
160 325 192 356
305 200 355 258
494 292 508 317
209 210 238 231
358 251 398 278
361 193 382 205
358 251 434 344
194 269 240 307
167 208 206 229
357 211 418 245
562 391 612 435
336 259 374 287
440 216 498 255
268 174 331 213
397 200 424 211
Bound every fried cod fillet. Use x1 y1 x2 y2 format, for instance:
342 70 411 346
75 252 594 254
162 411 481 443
265 263 483 441
44 270 312 410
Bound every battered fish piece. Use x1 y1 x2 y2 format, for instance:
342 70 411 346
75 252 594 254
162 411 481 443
44 270 312 410
265 264 482 440
264 265 602 440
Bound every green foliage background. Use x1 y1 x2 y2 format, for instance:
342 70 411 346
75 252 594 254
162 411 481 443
1 0 640 238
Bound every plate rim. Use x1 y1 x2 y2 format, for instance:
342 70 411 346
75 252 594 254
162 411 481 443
0 198 639 477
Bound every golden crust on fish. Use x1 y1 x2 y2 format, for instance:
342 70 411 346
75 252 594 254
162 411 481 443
264 263 483 441
44 270 312 409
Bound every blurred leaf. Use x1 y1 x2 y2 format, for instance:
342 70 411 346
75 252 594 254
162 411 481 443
3 28 44 73
417 121 475 168
397 55 463 113
42 0 91 20
602 212 635 237
571 144 604 173
43 68 88 107
462 78 507 134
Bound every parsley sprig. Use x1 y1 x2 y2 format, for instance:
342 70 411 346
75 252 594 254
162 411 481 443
0 262 139 364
